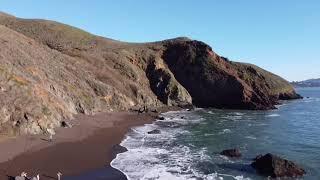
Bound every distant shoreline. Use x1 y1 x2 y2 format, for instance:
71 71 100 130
0 111 161 179
293 86 320 88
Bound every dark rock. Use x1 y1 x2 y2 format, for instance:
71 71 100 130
138 107 144 114
220 148 242 158
138 106 151 114
157 116 165 120
14 120 21 127
163 40 300 110
60 121 72 128
147 129 161 134
279 93 303 100
150 108 158 113
178 103 195 110
23 113 30 121
251 153 306 178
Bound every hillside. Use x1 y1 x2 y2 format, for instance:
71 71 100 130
0 13 301 135
291 78 320 87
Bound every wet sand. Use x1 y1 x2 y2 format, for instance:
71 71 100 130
0 111 158 180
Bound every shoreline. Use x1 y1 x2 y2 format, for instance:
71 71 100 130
0 110 165 180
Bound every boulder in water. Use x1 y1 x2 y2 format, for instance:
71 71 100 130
251 153 306 178
147 129 161 134
220 148 242 158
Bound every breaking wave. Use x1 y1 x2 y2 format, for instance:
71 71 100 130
111 110 250 180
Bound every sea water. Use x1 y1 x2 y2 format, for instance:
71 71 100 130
111 87 320 180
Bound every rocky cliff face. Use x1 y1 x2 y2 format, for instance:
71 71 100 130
0 13 300 135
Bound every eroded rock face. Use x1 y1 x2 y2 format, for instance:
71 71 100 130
251 153 306 178
146 58 192 106
162 40 300 110
0 13 301 135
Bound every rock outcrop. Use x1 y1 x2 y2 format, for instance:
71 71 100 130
147 129 161 134
251 153 306 178
0 13 301 135
220 148 242 158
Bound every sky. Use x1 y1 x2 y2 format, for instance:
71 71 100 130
0 0 319 81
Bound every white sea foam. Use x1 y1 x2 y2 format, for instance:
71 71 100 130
245 135 257 140
221 115 243 121
218 129 232 135
275 104 286 108
204 133 215 136
233 112 245 116
219 155 235 163
111 111 251 180
266 113 280 117
218 173 251 180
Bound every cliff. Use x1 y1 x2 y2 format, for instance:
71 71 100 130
0 13 300 135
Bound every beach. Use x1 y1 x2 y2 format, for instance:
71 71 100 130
0 111 158 180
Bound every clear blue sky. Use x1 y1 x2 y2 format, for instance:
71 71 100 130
0 0 319 81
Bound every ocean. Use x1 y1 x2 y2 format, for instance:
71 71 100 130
111 87 320 180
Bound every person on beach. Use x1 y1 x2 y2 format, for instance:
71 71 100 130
46 128 55 142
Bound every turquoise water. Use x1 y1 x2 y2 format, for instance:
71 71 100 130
112 87 320 180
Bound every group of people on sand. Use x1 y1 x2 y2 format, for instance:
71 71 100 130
10 172 62 180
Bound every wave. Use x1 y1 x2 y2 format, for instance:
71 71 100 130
111 110 251 180
266 113 280 117
245 136 257 140
218 129 232 135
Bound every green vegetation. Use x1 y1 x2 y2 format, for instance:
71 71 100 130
41 106 52 116
81 93 94 107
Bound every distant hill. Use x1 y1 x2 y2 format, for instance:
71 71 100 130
291 78 320 87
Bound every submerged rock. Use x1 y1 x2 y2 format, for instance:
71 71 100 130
220 148 242 158
251 153 306 178
147 129 161 134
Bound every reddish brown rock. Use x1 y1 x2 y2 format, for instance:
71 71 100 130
251 153 306 178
